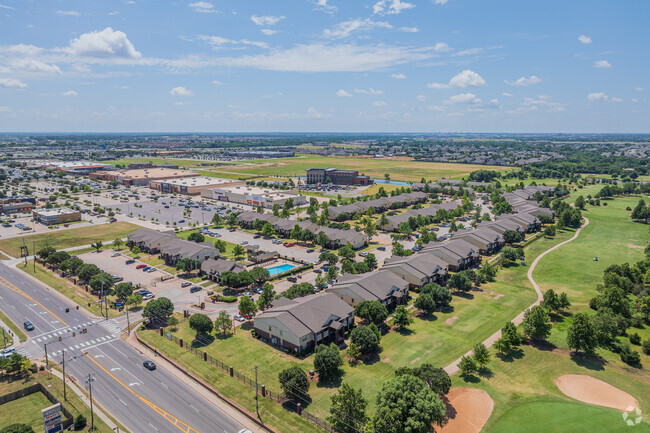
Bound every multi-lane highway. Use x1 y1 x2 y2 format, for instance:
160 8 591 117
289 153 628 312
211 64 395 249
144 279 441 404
0 262 251 433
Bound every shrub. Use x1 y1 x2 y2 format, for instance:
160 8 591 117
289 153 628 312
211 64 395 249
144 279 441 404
217 295 237 303
629 333 641 345
74 415 87 430
642 339 650 355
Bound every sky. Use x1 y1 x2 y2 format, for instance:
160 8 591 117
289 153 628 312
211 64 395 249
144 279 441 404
0 0 648 133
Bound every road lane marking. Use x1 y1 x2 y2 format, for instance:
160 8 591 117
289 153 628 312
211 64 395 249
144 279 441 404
0 274 69 326
83 352 200 433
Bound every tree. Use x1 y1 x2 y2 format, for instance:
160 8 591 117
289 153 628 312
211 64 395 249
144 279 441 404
503 230 522 244
211 213 222 226
213 239 227 253
215 310 233 336
59 257 84 274
238 296 258 319
567 311 597 354
378 213 389 228
338 244 355 260
346 342 362 363
501 246 523 266
113 238 124 249
91 240 103 253
559 292 571 310
392 305 413 330
176 258 196 274
226 213 238 227
142 297 174 326
284 283 315 299
544 225 556 237
522 305 552 340
328 383 368 433
89 273 114 294
575 195 586 210
542 289 561 312
458 355 478 377
0 424 35 433
473 343 491 369
261 222 275 237
249 266 270 285
131 246 141 256
447 272 472 293
421 283 451 309
73 414 87 431
46 251 71 266
319 251 339 266
493 336 512 355
355 300 388 326
257 282 276 310
278 366 310 402
411 364 451 396
233 245 245 259
350 326 380 356
127 294 143 309
501 322 522 346
316 231 330 248
189 313 213 336
314 344 343 382
113 282 133 300
414 293 436 316
373 374 446 433
187 232 205 243
363 253 378 271
37 246 56 259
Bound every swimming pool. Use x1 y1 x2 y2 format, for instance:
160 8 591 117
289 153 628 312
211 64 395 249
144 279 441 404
267 264 296 276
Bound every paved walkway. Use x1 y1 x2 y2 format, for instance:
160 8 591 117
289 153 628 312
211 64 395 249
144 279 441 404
444 218 590 375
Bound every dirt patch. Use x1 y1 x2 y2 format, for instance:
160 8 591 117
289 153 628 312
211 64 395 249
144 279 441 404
410 357 421 365
439 388 494 433
483 289 505 300
382 358 391 363
445 316 458 325
627 243 644 249
556 374 639 411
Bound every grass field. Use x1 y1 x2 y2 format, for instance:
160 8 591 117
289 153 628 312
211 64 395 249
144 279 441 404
360 183 405 195
0 371 116 433
0 309 26 343
452 193 650 432
0 222 142 258
211 156 510 182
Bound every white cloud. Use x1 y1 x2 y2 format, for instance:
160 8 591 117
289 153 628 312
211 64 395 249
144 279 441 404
416 95 426 101
62 90 78 96
399 27 419 33
198 35 269 50
502 92 514 97
63 27 142 59
212 80 223 85
505 75 541 86
433 42 451 52
306 107 327 118
634 87 643 92
323 19 392 39
0 106 11 112
0 44 44 56
611 97 623 103
434 0 449 4
578 35 592 44
391 73 407 79
587 92 608 102
427 105 446 111
170 86 193 96
373 100 388 106
220 43 436 72
517 96 567 113
251 15 284 26
313 0 338 13
336 89 352 97
0 3 15 9
173 101 189 106
373 0 415 15
189 2 218 13
261 29 278 36
9 58 61 74
354 87 383 95
445 93 481 104
56 10 80 16
0 78 27 88
594 60 611 68
428 69 486 89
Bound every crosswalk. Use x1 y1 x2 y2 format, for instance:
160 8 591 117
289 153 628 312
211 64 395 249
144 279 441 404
30 321 97 345
48 334 117 357
99 318 126 335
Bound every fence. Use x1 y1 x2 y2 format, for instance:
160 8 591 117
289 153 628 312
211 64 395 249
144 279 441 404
144 330 337 432
0 382 74 429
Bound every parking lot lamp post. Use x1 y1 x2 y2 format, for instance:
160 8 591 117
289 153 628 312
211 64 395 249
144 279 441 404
125 305 130 335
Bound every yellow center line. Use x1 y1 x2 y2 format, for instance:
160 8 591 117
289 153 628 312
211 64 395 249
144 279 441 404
0 275 69 327
83 351 201 433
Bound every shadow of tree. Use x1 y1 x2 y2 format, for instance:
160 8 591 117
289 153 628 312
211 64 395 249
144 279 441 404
191 333 215 348
496 347 525 363
478 367 493 379
570 352 606 371
460 373 480 384
453 291 474 300
530 339 557 352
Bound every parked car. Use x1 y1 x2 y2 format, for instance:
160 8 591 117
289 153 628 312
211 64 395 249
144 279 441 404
142 293 155 300
240 241 248 245
253 235 261 239
234 314 245 322
126 259 135 265
189 286 202 293
0 348 17 358
136 264 146 269
253 287 264 294
111 252 121 257
143 360 156 370
142 266 151 272
283 242 294 247
147 268 156 273
314 269 322 274
306 249 314 253
377 246 386 251
287 276 298 283
359 252 368 257
181 281 192 288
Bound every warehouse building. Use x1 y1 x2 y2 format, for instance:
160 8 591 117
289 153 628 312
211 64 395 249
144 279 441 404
202 185 307 208
32 208 82 225
89 168 199 186
149 176 244 196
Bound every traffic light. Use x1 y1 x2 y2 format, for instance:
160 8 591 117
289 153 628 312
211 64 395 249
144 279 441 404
65 308 69 313
58 336 62 342
82 328 87 334
72 332 75 337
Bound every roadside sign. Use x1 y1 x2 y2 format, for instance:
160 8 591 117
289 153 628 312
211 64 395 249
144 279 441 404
42 403 63 433
166 333 172 339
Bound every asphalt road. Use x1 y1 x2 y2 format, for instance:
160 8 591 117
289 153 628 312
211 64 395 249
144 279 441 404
0 262 247 433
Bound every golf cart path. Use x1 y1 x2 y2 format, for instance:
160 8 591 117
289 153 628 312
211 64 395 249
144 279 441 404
444 217 590 375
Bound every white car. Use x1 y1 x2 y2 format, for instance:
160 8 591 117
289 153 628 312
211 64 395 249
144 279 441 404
111 252 121 257
240 241 248 245
0 347 17 358
234 314 245 322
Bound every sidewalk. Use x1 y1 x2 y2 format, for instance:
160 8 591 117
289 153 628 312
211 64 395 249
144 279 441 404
124 331 269 433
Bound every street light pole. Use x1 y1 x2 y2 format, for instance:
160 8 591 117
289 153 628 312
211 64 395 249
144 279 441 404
88 373 95 431
254 365 259 418
62 349 67 401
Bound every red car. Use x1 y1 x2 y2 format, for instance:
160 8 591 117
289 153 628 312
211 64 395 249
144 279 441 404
136 264 146 269
283 242 294 247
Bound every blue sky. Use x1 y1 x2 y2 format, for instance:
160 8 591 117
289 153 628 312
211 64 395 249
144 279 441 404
0 0 648 133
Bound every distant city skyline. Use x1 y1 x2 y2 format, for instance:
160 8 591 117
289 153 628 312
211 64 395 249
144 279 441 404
0 0 648 133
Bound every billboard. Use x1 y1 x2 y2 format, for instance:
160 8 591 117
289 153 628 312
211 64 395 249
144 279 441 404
42 403 63 433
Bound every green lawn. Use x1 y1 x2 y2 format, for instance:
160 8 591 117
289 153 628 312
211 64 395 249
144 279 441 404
212 156 510 182
0 372 117 433
176 228 239 259
0 308 26 342
0 222 142 257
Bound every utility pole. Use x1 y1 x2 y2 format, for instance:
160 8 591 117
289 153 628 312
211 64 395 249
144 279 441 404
62 349 67 401
44 343 49 368
88 373 95 431
1 328 6 349
33 241 36 273
254 365 259 418
125 304 130 335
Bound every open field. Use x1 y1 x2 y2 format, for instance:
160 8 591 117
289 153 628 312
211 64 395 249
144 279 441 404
0 222 142 258
102 157 233 169
453 193 650 432
211 156 511 182
0 371 116 433
141 227 573 421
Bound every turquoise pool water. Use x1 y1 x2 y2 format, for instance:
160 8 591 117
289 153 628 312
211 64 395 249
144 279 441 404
267 264 295 276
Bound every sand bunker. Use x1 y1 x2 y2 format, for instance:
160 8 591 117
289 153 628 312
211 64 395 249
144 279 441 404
439 388 494 433
556 374 639 411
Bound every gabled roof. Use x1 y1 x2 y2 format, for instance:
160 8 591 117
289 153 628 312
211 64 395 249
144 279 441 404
330 270 409 302
383 252 448 278
201 258 245 275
